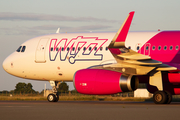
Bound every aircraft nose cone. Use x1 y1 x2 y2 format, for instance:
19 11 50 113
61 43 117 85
2 54 14 74
2 57 10 72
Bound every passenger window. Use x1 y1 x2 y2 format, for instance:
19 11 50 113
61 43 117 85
21 46 26 52
67 47 69 51
94 47 97 51
56 48 59 51
61 47 64 51
83 47 86 51
89 47 92 51
72 47 75 51
152 46 155 50
176 45 179 50
164 46 167 50
51 47 53 51
78 47 81 51
170 46 173 50
100 47 103 51
137 46 140 50
16 46 22 52
106 47 108 51
158 46 161 50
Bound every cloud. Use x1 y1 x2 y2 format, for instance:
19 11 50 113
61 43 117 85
32 24 112 32
0 26 41 36
0 24 113 36
0 12 117 23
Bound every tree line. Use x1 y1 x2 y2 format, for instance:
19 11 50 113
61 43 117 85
0 82 70 94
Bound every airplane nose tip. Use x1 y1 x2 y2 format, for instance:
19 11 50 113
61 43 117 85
2 58 9 71
2 55 13 72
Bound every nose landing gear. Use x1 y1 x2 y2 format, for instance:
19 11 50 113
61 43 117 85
47 81 61 102
47 93 59 102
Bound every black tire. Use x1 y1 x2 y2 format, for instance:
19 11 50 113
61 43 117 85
54 94 59 102
47 94 56 102
165 91 172 104
153 91 167 104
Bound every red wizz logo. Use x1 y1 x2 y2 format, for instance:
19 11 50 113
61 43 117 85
49 36 108 64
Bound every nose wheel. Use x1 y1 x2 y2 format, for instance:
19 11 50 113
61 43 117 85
47 81 61 102
47 93 59 102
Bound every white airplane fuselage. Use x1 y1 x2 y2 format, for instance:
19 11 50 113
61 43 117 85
3 31 159 82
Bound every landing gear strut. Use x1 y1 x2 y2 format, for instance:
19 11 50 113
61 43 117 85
149 71 172 104
47 81 61 102
153 91 172 104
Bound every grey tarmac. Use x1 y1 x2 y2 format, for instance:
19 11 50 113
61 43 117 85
0 101 180 120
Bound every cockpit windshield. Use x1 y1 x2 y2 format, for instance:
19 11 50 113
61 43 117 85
21 46 26 52
16 46 26 52
16 46 22 52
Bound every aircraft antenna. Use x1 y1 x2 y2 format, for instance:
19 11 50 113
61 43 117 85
56 28 60 33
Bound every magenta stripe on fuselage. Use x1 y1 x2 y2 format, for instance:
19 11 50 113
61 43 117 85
139 31 180 66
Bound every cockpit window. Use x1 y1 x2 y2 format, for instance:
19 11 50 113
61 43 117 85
16 46 26 52
21 46 26 52
16 46 22 52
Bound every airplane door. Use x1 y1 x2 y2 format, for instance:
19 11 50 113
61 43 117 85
35 38 49 63
144 43 151 56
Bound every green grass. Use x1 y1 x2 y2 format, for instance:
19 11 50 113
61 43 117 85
0 95 47 101
0 94 180 102
0 94 149 101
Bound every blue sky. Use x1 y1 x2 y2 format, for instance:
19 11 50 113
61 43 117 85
0 0 180 91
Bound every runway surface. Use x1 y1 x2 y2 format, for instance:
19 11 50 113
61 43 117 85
0 101 180 120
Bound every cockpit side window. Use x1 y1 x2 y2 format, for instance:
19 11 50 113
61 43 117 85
21 46 26 52
16 46 22 52
16 46 26 52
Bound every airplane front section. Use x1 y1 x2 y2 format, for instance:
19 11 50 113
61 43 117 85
2 49 46 80
2 52 29 79
2 38 43 80
2 36 67 82
3 52 19 77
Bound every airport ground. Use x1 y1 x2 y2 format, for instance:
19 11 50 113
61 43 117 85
1 93 180 102
0 100 180 120
0 93 180 120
